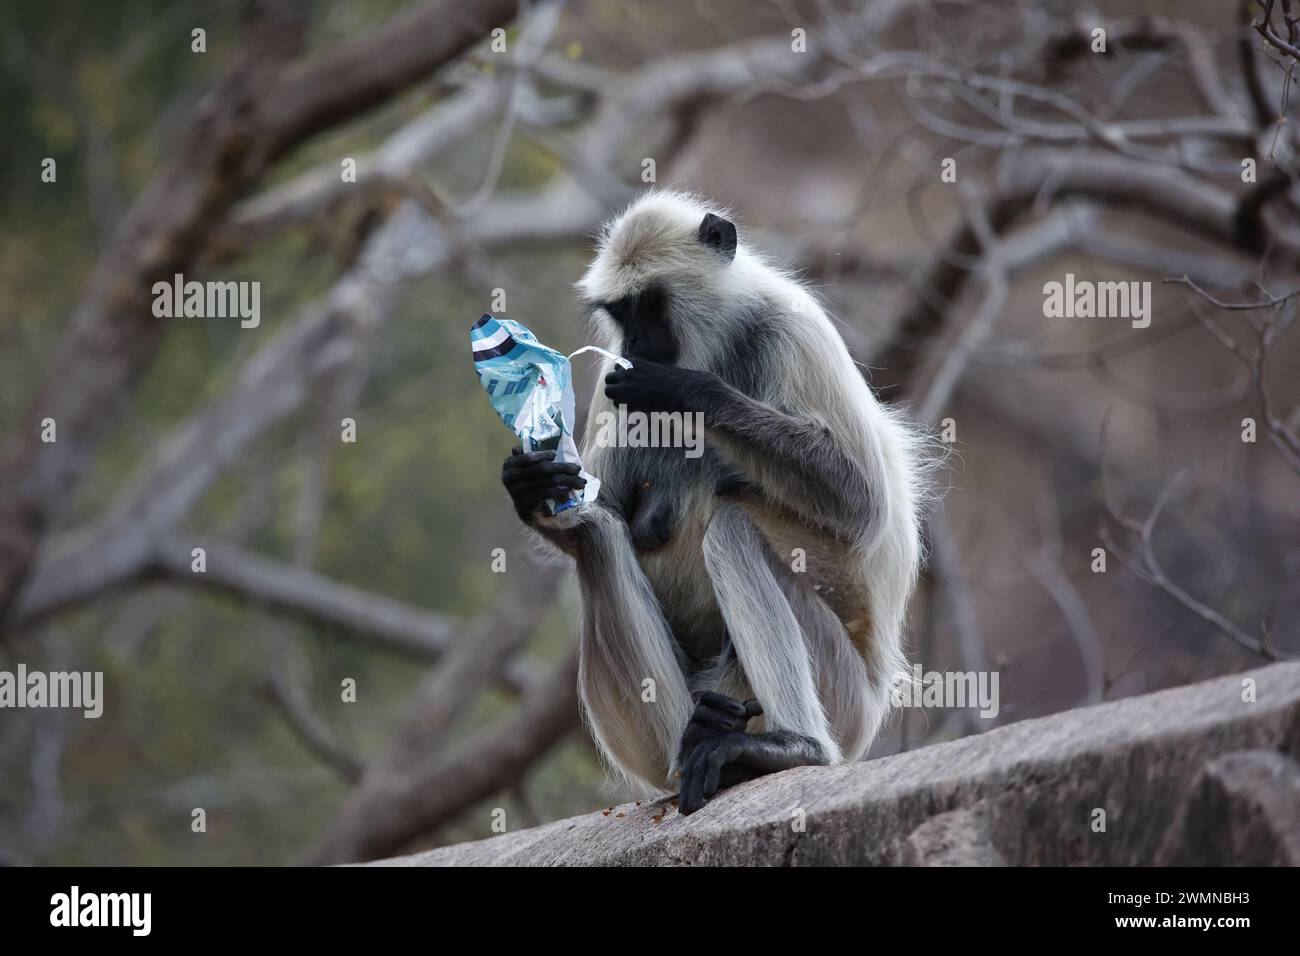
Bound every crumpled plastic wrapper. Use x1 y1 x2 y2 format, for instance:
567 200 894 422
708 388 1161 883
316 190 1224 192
471 314 628 514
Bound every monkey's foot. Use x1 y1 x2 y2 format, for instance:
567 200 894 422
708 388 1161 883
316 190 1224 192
676 692 762 769
678 729 828 816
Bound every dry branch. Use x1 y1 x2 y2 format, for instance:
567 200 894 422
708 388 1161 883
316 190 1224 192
870 147 1290 398
306 652 580 864
0 0 524 625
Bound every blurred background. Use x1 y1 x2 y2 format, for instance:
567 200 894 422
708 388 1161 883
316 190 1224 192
0 0 1296 865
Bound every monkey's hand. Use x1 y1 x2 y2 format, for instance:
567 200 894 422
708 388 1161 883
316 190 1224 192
501 448 586 525
604 360 724 414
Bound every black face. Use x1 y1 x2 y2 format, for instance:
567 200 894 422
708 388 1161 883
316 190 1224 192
596 284 678 364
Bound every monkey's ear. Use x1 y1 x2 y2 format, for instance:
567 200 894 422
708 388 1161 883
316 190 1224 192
697 213 737 262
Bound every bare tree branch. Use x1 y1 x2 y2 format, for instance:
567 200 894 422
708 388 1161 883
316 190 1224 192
871 147 1294 399
362 561 563 761
1026 491 1106 707
259 632 363 783
0 0 526 625
1167 276 1300 474
927 514 988 735
147 536 540 694
213 80 507 256
1241 0 1278 128
305 651 580 864
9 201 442 629
256 0 528 166
1099 429 1284 661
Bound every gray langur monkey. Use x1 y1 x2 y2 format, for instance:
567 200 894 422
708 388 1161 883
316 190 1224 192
501 191 931 814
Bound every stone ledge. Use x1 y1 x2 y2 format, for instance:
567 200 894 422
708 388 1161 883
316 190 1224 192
371 662 1300 866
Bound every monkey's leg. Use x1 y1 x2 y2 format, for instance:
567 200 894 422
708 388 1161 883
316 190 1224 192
680 503 837 814
687 607 876 782
763 553 878 762
573 505 695 792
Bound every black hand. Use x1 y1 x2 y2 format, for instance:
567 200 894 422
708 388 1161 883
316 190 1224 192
604 360 723 414
501 448 585 523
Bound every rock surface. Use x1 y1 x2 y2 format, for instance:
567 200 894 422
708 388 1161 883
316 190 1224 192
1155 749 1300 865
373 662 1300 866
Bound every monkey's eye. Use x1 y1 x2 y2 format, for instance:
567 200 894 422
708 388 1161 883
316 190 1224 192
601 298 633 324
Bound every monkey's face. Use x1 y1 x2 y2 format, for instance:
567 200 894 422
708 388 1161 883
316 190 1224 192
591 284 677 363
578 193 740 365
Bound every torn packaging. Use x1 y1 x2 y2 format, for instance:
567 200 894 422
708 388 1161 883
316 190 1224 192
470 314 605 513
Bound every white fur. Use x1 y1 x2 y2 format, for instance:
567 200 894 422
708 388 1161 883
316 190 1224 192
560 189 932 791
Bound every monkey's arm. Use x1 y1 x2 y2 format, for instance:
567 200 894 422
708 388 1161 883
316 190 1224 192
705 391 872 534
606 363 873 537
505 451 694 788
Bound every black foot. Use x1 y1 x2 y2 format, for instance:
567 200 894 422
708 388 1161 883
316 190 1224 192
676 692 762 770
678 727 828 816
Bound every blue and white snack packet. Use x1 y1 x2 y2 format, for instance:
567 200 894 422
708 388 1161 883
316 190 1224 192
471 314 627 514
